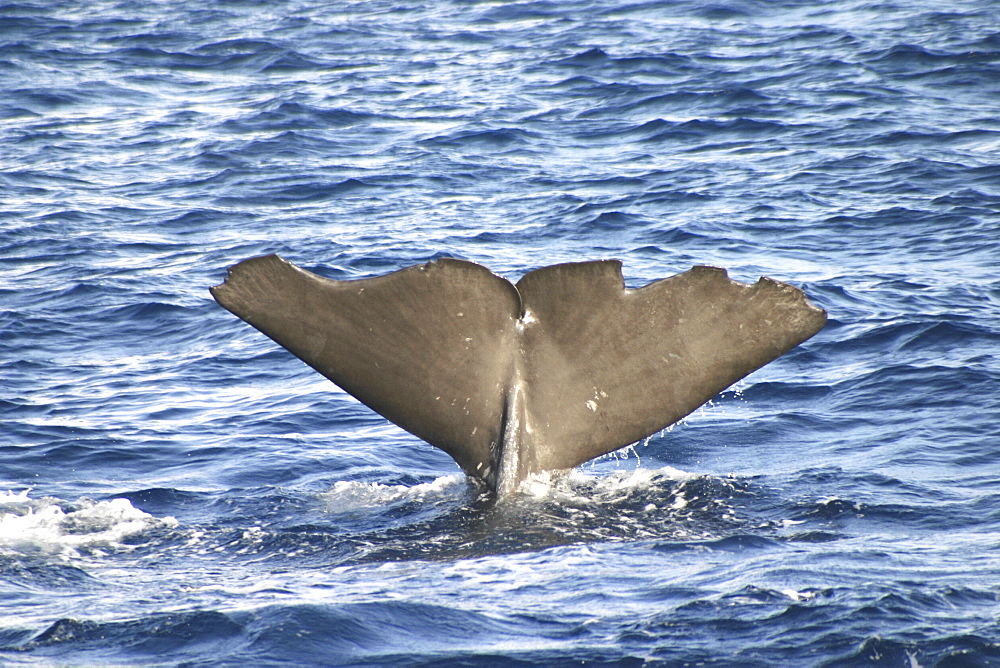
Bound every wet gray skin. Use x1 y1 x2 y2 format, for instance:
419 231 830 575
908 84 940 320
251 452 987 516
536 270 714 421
212 256 826 496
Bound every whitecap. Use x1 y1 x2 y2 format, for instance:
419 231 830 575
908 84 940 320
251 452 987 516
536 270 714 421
0 491 177 561
318 474 468 512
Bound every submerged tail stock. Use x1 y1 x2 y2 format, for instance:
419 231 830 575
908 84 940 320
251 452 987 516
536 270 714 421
211 255 826 495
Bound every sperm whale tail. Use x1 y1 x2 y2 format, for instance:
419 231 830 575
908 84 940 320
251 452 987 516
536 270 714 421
211 255 826 494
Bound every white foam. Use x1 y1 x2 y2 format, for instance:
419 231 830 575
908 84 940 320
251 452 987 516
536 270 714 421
319 474 467 511
781 589 818 602
0 489 31 505
516 465 696 502
320 466 698 511
0 491 177 561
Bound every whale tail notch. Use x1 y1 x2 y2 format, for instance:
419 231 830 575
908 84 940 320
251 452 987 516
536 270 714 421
211 255 826 493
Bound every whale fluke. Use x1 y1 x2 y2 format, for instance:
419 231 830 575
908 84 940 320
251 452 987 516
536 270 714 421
211 255 826 494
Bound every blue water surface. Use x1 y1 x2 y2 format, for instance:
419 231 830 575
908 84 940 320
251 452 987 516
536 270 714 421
2 0 1000 664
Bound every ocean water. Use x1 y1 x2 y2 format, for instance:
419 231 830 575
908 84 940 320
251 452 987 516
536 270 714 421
2 0 999 664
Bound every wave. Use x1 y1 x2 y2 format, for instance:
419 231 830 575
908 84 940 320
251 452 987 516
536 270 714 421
0 491 177 561
217 102 372 134
419 127 542 150
0 468 766 571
